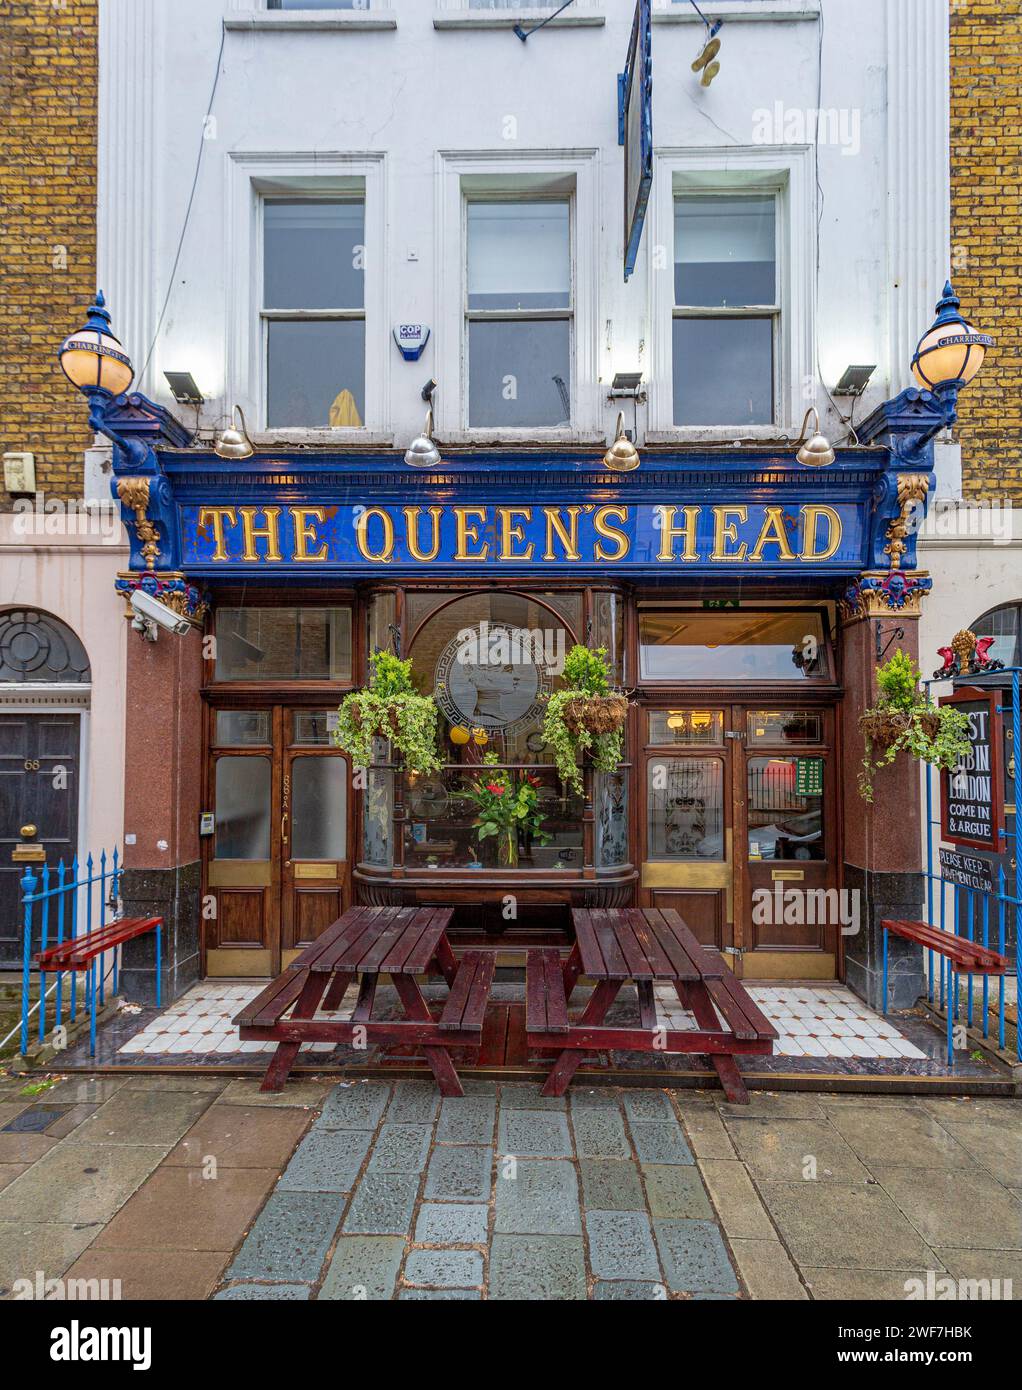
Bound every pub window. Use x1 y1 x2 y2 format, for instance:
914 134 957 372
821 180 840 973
747 757 825 862
970 601 1022 669
213 607 352 682
673 193 778 426
647 757 725 862
638 610 829 682
466 199 572 429
262 198 365 428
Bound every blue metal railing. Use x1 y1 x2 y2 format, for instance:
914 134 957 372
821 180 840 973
19 849 121 1057
921 667 1021 1064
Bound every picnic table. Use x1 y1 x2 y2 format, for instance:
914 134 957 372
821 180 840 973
234 905 493 1096
526 906 777 1102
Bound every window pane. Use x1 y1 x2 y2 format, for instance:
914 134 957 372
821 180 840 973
214 756 271 860
272 1 369 8
648 710 723 746
675 196 776 306
972 604 1021 668
215 608 352 682
647 757 724 861
591 592 625 685
364 768 393 866
469 318 570 427
264 201 364 310
673 317 773 426
214 710 271 746
291 756 347 860
639 611 828 682
747 757 825 861
596 771 629 868
467 202 569 310
293 710 337 746
747 710 824 746
267 319 364 428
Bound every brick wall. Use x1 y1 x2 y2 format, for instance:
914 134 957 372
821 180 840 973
950 0 1022 501
0 0 97 507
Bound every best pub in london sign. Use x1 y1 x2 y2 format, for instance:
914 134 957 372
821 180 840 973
940 686 1005 853
180 501 862 571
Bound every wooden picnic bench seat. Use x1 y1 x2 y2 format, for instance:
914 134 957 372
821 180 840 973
526 948 570 1034
439 951 495 1033
34 915 163 1055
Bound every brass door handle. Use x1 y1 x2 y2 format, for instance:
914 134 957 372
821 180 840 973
281 812 289 844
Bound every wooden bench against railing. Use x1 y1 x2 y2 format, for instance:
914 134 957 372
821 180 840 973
34 915 162 1055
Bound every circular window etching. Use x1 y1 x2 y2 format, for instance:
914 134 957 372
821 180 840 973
0 609 91 683
434 624 550 737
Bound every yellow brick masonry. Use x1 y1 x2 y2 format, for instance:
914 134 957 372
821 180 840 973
0 0 97 507
950 0 1022 501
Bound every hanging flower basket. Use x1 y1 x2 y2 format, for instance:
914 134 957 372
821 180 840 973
860 707 940 752
559 693 629 736
858 651 970 803
348 704 402 740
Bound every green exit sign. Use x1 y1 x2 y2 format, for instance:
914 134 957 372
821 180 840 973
702 599 740 610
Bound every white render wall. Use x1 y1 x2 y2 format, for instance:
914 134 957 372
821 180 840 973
97 0 951 450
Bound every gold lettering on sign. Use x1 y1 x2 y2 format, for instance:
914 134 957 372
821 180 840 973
543 507 583 562
291 507 329 562
800 505 842 562
497 508 535 561
197 506 237 562
712 507 748 562
593 506 629 562
356 507 394 563
657 506 700 563
455 507 489 561
240 506 282 562
748 506 796 563
403 506 443 562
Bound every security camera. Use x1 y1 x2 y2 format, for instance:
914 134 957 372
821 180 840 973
130 589 192 638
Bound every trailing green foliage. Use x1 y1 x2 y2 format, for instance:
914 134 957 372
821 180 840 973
332 651 442 775
859 651 971 803
542 645 625 795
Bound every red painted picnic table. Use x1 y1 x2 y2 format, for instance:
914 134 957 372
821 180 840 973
526 907 777 1102
234 905 493 1096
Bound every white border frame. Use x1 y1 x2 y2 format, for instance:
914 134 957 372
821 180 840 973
226 151 391 444
435 149 602 444
646 145 815 442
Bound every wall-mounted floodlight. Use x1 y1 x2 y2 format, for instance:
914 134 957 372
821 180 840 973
163 371 205 406
834 365 877 398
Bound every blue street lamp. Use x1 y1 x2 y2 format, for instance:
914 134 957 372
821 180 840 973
58 290 134 409
911 281 993 425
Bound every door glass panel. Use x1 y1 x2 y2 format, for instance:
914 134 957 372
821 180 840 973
364 768 393 866
648 709 723 746
747 757 825 861
214 710 271 747
293 710 336 746
639 610 829 681
596 771 628 868
214 756 271 859
214 607 352 681
291 756 347 860
647 757 724 861
747 710 823 746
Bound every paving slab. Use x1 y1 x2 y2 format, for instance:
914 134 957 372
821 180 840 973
932 1246 1022 1296
676 1106 736 1160
0 1221 101 1293
642 1165 714 1220
725 1118 870 1183
873 1164 1022 1250
826 1106 972 1169
404 1249 484 1288
653 1218 740 1294
622 1091 676 1124
698 1159 776 1239
166 1104 311 1170
387 1081 441 1125
498 1110 572 1158
593 1279 668 1300
218 1079 332 1108
586 1210 661 1282
0 1139 165 1226
728 1238 807 1300
630 1122 693 1166
2 1105 69 1134
756 1180 941 1270
571 1105 630 1158
719 1093 828 1121
0 1133 57 1164
489 1234 587 1300
569 1088 621 1109
215 1281 311 1300
918 1096 1022 1127
119 1076 229 1094
578 1158 645 1212
319 1235 405 1300
92 1165 278 1251
423 1145 492 1202
802 1267 933 1300
343 1173 419 1235
227 1191 348 1281
367 1123 433 1173
318 1082 392 1130
936 1120 1022 1188
68 1087 216 1149
42 1077 128 1105
46 1105 99 1140
495 1159 581 1236
278 1127 371 1194
63 1247 230 1300
435 1095 496 1145
414 1203 489 1245
399 1287 481 1299
0 1165 28 1195
498 1083 566 1111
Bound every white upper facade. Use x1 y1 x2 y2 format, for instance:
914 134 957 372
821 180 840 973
97 0 951 451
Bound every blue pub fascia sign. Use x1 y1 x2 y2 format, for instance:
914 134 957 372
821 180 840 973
96 389 947 614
